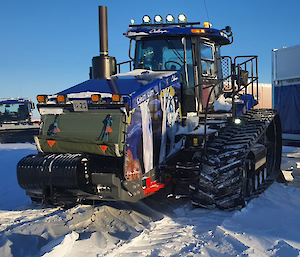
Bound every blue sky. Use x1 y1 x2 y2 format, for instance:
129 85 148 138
1 0 300 113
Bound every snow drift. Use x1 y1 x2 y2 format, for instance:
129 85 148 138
0 144 300 256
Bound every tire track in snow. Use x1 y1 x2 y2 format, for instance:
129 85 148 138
0 208 61 233
104 206 235 256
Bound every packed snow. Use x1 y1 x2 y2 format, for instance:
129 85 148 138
0 143 300 256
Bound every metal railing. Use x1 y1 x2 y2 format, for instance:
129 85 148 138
203 56 258 153
233 56 258 116
116 60 133 73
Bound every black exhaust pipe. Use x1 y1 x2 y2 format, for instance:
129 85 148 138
99 5 108 57
91 6 117 79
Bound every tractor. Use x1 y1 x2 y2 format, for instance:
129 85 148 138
17 6 282 209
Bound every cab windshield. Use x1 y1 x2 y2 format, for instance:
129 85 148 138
0 103 29 122
134 37 193 71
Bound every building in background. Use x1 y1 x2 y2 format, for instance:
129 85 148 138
272 45 300 142
248 83 272 109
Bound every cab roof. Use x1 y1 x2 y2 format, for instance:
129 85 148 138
0 98 32 105
126 22 232 46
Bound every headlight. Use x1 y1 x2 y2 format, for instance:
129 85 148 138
234 118 242 124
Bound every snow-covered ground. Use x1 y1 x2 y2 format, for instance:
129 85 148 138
1 144 300 256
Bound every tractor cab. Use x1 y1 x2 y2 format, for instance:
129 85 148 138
126 16 233 116
0 98 34 123
0 98 40 143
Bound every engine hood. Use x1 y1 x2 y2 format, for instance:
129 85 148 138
57 70 179 97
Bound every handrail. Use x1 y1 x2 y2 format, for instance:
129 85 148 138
234 56 258 112
202 56 258 155
234 56 257 66
117 60 133 73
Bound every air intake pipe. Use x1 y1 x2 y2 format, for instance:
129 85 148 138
91 6 117 79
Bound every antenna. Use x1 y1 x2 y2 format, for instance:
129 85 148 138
203 0 210 23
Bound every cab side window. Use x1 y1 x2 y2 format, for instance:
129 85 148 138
200 44 217 78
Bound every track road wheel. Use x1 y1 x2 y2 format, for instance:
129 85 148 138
244 178 253 198
259 170 264 184
254 173 259 191
263 168 267 181
30 197 43 205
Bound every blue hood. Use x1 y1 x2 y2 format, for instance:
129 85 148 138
57 70 179 97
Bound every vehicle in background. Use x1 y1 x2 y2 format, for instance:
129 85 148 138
0 98 40 143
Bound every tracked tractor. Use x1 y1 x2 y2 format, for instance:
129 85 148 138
0 98 40 143
17 7 282 209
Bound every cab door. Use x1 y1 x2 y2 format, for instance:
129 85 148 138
195 39 221 111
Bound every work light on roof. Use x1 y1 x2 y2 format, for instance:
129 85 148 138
154 15 163 24
178 14 187 23
166 14 175 23
37 95 48 103
57 95 67 103
142 15 151 24
91 94 101 103
203 22 212 28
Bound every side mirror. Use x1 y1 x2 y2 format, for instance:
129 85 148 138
129 38 135 60
225 26 231 33
237 70 249 87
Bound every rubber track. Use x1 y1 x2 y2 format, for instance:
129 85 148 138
188 109 278 210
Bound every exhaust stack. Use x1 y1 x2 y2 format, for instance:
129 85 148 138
99 6 108 56
91 6 116 79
